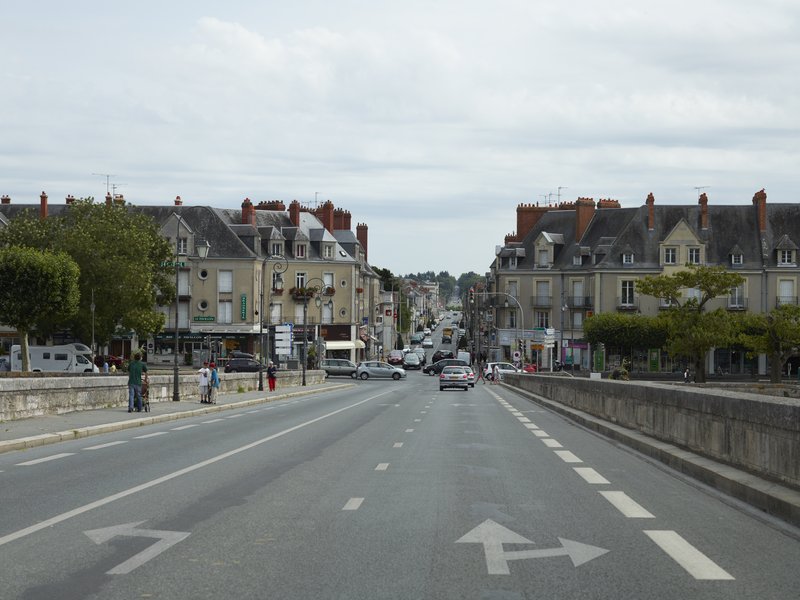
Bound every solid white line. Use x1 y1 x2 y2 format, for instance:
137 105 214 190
342 498 364 511
84 441 128 451
554 450 583 463
202 419 225 424
393 443 403 448
134 432 169 440
375 463 389 471
644 530 734 580
573 467 610 484
533 430 549 437
541 439 563 448
599 491 655 518
171 424 200 431
0 391 392 548
225 414 244 419
405 429 415 433
16 453 74 466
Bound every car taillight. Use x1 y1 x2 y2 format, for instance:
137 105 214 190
440 373 445 379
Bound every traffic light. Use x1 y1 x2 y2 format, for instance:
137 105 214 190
518 339 523 350
469 288 475 304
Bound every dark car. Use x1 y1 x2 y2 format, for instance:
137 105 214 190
432 350 454 363
224 357 265 373
94 355 124 369
441 335 452 344
387 350 405 365
423 358 469 375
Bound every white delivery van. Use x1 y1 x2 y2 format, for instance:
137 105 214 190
457 351 471 365
10 343 99 373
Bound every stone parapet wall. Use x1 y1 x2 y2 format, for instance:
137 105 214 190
504 374 800 490
0 370 325 421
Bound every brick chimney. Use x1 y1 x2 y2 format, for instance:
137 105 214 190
1 195 10 205
289 200 301 226
40 191 48 220
646 193 655 231
241 198 254 225
319 200 335 233
356 223 368 260
574 197 596 242
333 208 351 230
698 192 709 229
752 188 767 233
105 193 113 207
515 203 550 242
255 200 286 211
113 194 125 206
65 195 75 205
175 195 183 206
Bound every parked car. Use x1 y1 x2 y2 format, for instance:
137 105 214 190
229 350 255 359
439 366 470 391
424 358 469 375
0 356 9 372
464 365 476 387
422 337 434 348
357 361 407 380
522 363 538 373
94 355 124 369
224 357 265 373
413 348 427 366
423 328 431 336
403 352 422 370
484 362 520 381
320 358 358 378
387 350 405 365
441 335 452 344
432 350 454 363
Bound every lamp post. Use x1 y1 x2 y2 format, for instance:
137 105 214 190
172 214 210 402
300 277 328 387
258 255 287 391
90 288 95 368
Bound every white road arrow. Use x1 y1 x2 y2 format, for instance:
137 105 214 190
456 519 608 575
85 521 190 575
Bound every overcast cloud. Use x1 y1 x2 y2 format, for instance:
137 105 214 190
2 1 798 277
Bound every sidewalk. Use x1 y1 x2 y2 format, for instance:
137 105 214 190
0 381 353 455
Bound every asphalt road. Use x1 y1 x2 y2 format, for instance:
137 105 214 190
1 371 798 599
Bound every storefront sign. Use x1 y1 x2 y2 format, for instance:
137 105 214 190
240 294 247 320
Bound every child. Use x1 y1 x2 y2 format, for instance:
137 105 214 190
209 362 220 404
198 361 210 403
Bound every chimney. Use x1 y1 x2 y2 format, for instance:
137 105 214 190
333 208 351 230
504 232 517 244
175 196 183 206
698 192 709 229
105 193 113 207
320 200 335 233
241 198 254 225
752 189 767 233
356 223 368 260
597 198 621 208
289 200 301 226
515 203 551 242
574 197 596 242
40 191 48 220
1 195 10 205
255 200 286 211
114 194 125 206
646 193 655 231
65 195 75 205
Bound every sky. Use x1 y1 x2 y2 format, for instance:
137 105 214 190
2 1 798 278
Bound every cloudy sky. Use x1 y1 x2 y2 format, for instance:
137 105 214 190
2 1 798 278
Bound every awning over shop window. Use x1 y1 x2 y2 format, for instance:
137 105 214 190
325 340 366 350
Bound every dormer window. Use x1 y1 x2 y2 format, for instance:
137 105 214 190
688 248 701 264
537 249 549 267
177 237 188 255
664 247 677 265
271 242 282 256
509 255 517 269
324 244 333 259
778 249 794 266
296 243 306 259
622 252 634 265
573 255 582 266
731 253 743 266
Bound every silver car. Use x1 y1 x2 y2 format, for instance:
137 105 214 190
357 361 407 380
320 358 358 378
439 366 470 391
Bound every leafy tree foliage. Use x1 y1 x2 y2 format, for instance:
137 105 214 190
636 265 744 382
736 304 800 382
584 312 668 351
0 247 79 370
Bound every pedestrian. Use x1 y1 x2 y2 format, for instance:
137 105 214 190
267 361 278 392
492 363 500 384
684 367 690 383
198 361 210 403
127 352 148 413
477 363 487 384
209 362 220 404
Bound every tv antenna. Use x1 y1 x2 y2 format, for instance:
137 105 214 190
557 186 568 204
111 183 126 196
693 186 709 199
92 173 116 195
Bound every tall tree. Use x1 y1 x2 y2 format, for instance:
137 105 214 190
736 304 800 382
0 247 80 370
636 265 744 382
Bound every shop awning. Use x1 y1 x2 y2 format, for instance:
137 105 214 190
325 340 366 350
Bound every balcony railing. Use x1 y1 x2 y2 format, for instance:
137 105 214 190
776 296 799 307
727 298 748 311
530 295 552 308
616 297 638 311
566 296 593 308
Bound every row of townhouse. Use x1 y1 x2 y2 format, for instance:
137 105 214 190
483 189 800 375
0 192 394 367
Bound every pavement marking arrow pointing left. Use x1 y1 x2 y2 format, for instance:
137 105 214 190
85 521 190 575
456 519 609 575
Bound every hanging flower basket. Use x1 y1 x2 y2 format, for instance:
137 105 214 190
322 286 336 296
272 288 284 296
290 287 315 300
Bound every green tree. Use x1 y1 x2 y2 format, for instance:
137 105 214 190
636 265 744 382
584 312 668 352
0 247 80 370
736 304 800 382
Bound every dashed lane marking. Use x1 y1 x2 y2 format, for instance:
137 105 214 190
554 450 583 463
393 442 403 448
375 463 390 471
342 498 364 511
16 453 74 466
541 438 563 448
644 530 734 580
599 491 655 518
84 441 128 451
171 424 200 431
573 467 610 484
134 432 169 440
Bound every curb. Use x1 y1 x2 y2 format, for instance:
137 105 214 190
504 383 800 529
0 383 355 456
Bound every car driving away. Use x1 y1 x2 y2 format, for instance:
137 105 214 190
439 366 470 391
423 358 469 375
356 361 407 380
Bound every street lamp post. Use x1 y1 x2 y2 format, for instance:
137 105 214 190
258 255 287 391
172 214 210 402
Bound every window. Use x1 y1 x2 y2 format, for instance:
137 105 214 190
729 286 745 308
269 302 282 325
324 245 333 259
731 253 743 266
507 310 517 329
538 249 549 267
178 270 190 296
536 311 550 328
507 281 519 298
621 281 634 306
686 287 702 303
573 255 582 266
271 242 283 256
218 270 233 293
622 253 634 265
509 255 517 269
295 272 307 289
688 248 701 264
778 280 794 305
573 312 583 328
218 300 232 324
778 250 794 265
296 244 306 259
664 247 677 264
177 237 188 255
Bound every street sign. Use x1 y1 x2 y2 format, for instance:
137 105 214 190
274 324 293 351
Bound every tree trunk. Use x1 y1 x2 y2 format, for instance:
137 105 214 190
693 356 706 383
770 352 784 383
20 331 30 372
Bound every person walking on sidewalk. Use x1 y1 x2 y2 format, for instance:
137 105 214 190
198 361 210 403
208 362 220 404
267 361 278 392
127 353 148 413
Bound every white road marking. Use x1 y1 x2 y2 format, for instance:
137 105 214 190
225 414 244 419
393 443 403 448
414 419 422 422
0 391 393 548
573 467 610 484
511 411 523 416
202 419 225 424
171 424 200 431
134 432 168 440
554 451 583 463
375 463 390 471
644 530 734 580
246 410 260 414
599 491 655 518
84 441 128 451
342 498 364 511
533 430 549 437
421 411 427 414
542 439 563 448
524 423 539 430
405 429 415 433
16 453 74 466
517 417 531 423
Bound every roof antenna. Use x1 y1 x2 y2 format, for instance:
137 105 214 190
92 173 115 195
693 186 709 199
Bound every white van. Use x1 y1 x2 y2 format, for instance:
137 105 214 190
10 343 99 373
457 351 471 365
